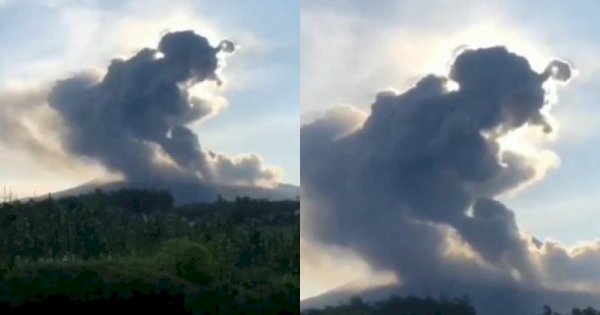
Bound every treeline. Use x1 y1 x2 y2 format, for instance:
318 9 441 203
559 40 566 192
301 296 600 315
0 189 299 314
302 296 476 315
542 305 600 315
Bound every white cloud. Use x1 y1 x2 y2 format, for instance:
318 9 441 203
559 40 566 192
301 237 392 300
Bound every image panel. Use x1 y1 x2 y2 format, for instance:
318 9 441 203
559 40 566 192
300 1 600 314
0 0 299 313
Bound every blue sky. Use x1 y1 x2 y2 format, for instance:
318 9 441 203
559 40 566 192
0 0 299 196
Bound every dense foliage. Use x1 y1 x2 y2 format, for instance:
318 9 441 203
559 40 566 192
0 189 299 314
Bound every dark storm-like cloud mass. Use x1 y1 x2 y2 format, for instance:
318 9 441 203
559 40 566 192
45 30 280 187
48 31 227 182
302 46 600 313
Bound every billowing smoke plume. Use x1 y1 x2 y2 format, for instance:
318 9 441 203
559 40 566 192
302 47 600 313
44 30 280 187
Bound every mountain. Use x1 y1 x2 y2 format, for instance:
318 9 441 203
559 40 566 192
52 178 299 205
301 281 600 315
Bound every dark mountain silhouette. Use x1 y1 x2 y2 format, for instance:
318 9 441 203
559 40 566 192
302 295 476 315
302 295 600 315
302 281 600 315
51 178 299 205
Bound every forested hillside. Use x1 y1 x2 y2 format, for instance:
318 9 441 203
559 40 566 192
0 189 299 314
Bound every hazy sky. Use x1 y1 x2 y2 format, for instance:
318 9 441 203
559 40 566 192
301 0 600 300
0 0 299 197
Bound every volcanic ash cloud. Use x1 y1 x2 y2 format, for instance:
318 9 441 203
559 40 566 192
302 46 600 311
46 30 281 188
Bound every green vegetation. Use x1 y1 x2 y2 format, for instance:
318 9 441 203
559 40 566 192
0 189 299 314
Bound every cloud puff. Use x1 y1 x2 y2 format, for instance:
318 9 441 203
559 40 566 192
206 152 282 187
0 82 70 169
302 46 600 313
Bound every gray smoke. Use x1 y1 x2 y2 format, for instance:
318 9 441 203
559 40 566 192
45 30 280 187
302 46 600 313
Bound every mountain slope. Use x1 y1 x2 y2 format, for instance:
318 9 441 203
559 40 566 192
301 281 600 315
52 178 299 205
